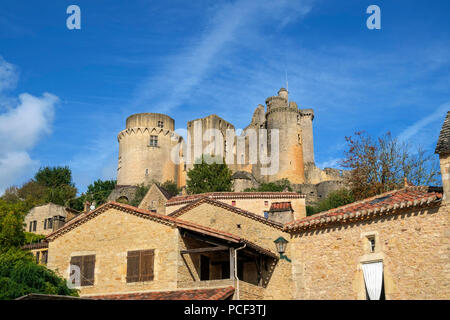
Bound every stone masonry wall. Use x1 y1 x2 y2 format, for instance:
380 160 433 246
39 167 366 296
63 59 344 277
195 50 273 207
47 208 179 296
291 203 449 300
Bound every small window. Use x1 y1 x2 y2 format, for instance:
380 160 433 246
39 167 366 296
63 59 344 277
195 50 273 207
145 168 149 175
264 211 269 219
41 251 48 265
44 219 47 230
127 250 155 283
368 236 376 253
47 218 53 229
149 135 158 147
29 222 32 232
36 251 40 264
33 221 37 232
157 121 164 128
231 200 236 206
264 201 268 206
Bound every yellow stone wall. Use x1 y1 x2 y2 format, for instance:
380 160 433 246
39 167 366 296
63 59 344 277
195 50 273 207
173 202 294 299
290 204 449 300
47 208 179 296
166 197 306 220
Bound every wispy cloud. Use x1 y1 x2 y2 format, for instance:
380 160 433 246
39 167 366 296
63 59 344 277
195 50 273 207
130 0 314 114
0 57 58 193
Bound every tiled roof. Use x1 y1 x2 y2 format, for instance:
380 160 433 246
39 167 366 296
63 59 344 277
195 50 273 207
21 242 49 250
45 201 278 257
166 192 304 206
435 111 450 155
46 202 174 240
168 196 284 229
269 202 293 212
155 183 173 200
285 186 443 232
88 286 235 300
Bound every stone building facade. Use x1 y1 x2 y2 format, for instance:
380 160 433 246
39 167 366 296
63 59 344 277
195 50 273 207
24 203 79 236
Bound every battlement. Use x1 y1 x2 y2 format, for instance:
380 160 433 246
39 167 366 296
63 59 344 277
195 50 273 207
126 113 175 131
299 108 314 120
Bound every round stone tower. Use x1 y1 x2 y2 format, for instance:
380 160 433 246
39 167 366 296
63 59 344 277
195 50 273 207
265 88 305 184
117 113 182 187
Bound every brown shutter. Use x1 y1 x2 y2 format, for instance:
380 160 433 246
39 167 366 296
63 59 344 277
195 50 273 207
127 251 140 283
70 256 82 286
140 250 154 282
81 255 95 286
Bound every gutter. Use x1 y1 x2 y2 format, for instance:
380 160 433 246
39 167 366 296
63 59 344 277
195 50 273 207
234 244 246 300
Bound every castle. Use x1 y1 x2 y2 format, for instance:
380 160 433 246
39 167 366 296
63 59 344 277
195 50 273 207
109 88 347 204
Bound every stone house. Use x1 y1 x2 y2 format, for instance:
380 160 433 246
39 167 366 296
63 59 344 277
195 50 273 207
24 203 79 236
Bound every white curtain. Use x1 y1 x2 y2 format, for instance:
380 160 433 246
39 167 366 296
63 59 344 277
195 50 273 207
362 261 383 300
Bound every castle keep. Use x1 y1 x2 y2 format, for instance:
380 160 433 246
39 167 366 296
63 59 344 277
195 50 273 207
111 88 345 204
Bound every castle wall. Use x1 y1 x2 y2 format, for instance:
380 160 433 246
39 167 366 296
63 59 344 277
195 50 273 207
264 90 305 184
117 113 181 186
299 109 315 165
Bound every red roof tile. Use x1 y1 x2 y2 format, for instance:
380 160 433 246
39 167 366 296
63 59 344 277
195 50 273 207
166 192 304 206
269 202 292 212
88 286 235 300
285 186 443 231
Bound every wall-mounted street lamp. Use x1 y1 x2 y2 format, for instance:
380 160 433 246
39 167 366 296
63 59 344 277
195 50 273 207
274 236 291 262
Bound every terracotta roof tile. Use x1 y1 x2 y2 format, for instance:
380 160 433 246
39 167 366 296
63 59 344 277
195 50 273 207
269 202 292 212
285 186 443 231
88 286 235 300
166 192 304 206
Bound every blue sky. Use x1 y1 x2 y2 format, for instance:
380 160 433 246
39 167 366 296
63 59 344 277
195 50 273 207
0 0 448 194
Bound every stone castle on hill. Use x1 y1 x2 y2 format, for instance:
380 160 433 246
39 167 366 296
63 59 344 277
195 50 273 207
109 88 348 204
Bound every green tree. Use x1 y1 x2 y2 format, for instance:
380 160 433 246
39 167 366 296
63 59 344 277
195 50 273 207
69 179 117 211
34 166 73 188
186 156 232 194
244 179 293 192
307 188 355 215
0 199 26 249
160 180 181 197
129 184 150 207
0 248 78 300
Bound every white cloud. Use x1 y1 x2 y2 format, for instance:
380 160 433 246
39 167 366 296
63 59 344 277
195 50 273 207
0 57 58 194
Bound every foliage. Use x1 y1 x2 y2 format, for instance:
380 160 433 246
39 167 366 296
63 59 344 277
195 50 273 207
307 188 355 215
342 131 440 200
24 232 46 245
0 247 79 300
34 166 74 188
160 180 181 197
186 156 232 194
244 179 293 192
0 199 26 249
68 179 117 211
129 184 150 207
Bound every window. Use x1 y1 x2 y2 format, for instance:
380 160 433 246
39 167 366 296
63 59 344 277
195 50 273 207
200 255 210 281
32 221 37 232
47 217 53 230
127 249 154 283
44 219 47 230
157 121 164 128
362 261 385 300
264 201 268 206
264 211 269 219
149 135 158 147
231 201 236 206
29 222 32 232
70 255 96 286
368 236 376 253
36 251 40 264
41 250 48 265
145 168 149 176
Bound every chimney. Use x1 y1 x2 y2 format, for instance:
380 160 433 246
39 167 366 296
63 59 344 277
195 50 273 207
435 111 450 203
84 201 91 213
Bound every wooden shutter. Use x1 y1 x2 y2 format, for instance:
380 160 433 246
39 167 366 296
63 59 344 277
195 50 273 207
81 255 95 286
127 251 140 283
70 256 82 286
140 250 154 282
